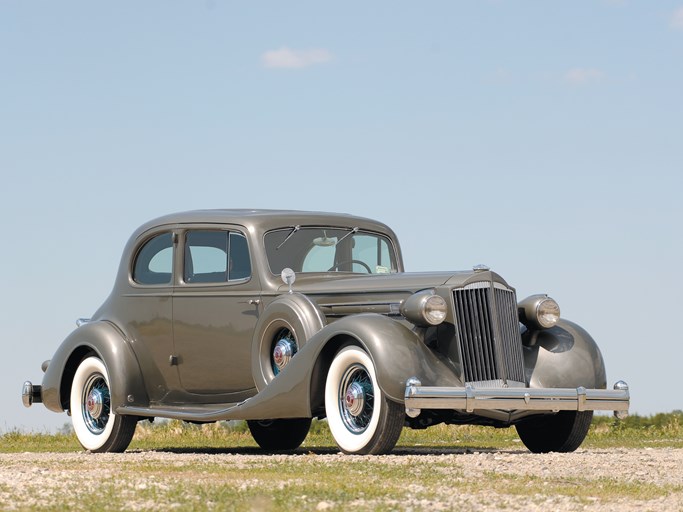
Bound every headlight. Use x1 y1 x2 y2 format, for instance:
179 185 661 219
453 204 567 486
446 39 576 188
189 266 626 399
518 294 561 329
401 290 448 326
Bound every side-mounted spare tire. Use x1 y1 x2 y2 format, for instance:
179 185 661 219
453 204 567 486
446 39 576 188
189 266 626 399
251 293 325 391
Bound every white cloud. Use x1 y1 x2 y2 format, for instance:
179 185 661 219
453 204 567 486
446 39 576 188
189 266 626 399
564 67 606 86
493 67 514 83
261 47 333 69
671 7 683 30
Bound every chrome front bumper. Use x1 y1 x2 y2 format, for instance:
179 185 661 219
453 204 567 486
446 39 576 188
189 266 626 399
404 379 630 419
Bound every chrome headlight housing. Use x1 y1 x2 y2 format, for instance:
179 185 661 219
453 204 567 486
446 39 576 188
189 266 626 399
400 290 448 326
518 294 560 329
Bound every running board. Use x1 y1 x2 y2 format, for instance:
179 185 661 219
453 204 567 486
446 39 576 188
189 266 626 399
117 373 314 422
118 402 244 422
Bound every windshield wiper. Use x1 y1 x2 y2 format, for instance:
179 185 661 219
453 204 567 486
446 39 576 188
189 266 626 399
335 227 358 246
276 225 300 250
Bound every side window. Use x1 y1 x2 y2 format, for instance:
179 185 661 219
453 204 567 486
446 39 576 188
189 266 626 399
184 230 251 283
228 232 251 281
352 234 393 273
133 233 173 285
184 231 228 283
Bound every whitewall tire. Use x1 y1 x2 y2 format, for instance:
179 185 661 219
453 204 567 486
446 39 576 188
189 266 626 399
324 346 404 455
70 356 137 453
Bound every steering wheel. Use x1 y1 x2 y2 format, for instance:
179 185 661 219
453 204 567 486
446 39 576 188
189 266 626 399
328 260 372 273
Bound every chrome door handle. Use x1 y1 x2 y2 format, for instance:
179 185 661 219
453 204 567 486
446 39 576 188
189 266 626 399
248 299 261 305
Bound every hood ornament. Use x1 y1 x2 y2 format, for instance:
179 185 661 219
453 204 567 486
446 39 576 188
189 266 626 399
473 264 490 273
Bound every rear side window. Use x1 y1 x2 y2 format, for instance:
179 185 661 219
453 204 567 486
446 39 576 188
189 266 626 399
133 233 173 285
229 232 251 280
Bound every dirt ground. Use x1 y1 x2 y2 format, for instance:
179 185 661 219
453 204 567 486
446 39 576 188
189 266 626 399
1 448 682 511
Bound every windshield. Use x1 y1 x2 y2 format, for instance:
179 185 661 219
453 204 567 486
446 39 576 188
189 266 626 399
265 227 398 275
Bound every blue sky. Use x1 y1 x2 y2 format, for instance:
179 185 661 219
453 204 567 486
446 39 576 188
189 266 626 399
1 1 681 432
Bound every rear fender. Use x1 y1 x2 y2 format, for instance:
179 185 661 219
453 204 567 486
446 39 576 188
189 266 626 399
41 321 148 413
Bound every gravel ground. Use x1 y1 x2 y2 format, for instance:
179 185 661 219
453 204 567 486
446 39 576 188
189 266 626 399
1 448 682 511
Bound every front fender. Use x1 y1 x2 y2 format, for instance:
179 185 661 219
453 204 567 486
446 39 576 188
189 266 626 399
41 321 148 413
224 313 460 420
522 318 607 389
316 314 461 402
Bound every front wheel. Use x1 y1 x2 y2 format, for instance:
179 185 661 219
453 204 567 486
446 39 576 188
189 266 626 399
324 345 404 455
515 410 593 453
70 356 137 453
247 418 312 451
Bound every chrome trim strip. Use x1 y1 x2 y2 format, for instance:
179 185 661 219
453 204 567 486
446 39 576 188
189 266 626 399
320 302 403 317
405 380 630 415
321 301 403 308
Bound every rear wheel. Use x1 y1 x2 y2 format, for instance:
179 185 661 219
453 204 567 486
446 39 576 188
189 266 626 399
515 410 593 453
70 356 137 453
247 418 312 451
324 346 404 455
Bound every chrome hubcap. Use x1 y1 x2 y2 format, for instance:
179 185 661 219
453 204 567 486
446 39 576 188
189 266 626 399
82 374 110 435
344 382 365 417
86 388 104 419
272 330 297 375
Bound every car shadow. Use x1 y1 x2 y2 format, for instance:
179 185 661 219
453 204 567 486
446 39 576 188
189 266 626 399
136 445 527 456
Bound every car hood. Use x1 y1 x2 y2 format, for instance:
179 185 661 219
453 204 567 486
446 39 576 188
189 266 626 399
277 270 508 296
274 270 514 319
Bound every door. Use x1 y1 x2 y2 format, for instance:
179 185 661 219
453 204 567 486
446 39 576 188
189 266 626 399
172 229 260 395
124 231 180 401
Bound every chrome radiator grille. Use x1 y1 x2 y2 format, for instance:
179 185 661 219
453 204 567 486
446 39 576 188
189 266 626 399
452 282 525 387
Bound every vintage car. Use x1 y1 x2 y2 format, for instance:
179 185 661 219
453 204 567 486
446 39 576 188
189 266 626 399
23 210 629 454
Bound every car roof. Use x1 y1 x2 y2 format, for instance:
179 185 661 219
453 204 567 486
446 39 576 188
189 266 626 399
133 209 396 239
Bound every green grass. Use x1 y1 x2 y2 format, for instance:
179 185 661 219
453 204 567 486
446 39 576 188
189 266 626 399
2 411 682 453
588 411 683 448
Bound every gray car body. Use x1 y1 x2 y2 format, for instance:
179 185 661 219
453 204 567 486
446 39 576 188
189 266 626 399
37 209 607 426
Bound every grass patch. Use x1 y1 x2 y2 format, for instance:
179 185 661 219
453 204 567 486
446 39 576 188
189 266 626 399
473 472 678 502
2 411 683 453
0 430 81 453
587 412 683 448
